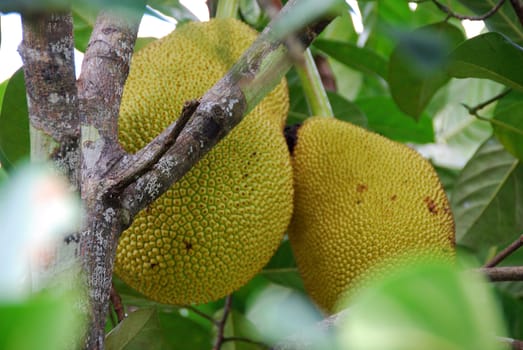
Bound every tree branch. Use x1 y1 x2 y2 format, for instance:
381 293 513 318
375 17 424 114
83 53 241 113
76 6 145 350
480 266 523 281
509 0 523 26
415 0 507 20
18 11 80 186
118 0 334 222
484 233 523 267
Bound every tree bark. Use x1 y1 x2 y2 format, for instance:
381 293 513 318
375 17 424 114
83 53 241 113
18 10 81 293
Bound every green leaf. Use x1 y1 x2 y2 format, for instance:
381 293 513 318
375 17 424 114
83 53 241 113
457 0 523 45
434 166 460 195
359 1 453 58
447 32 523 92
286 67 310 124
0 167 7 183
147 0 200 23
427 78 502 169
314 39 388 79
388 22 465 119
497 289 523 340
217 310 264 350
328 92 367 128
339 260 507 350
451 138 523 259
0 289 86 350
134 37 156 52
106 308 164 350
158 310 212 350
355 96 434 143
0 69 30 170
261 240 304 292
491 99 523 160
72 3 97 52
239 0 269 29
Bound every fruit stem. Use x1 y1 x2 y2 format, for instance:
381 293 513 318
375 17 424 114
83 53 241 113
215 0 240 19
295 48 334 117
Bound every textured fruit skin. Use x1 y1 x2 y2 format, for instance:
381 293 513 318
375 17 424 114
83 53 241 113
288 117 455 313
115 19 293 305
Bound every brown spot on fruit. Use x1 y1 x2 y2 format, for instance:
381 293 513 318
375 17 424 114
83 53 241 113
391 194 397 201
356 184 368 193
424 197 438 214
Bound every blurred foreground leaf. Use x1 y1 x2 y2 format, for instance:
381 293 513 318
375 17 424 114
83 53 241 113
340 260 506 350
0 286 86 350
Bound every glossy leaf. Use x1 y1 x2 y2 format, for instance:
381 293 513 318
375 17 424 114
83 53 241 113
106 308 157 350
105 308 209 350
355 96 434 143
314 39 387 79
0 69 30 170
426 78 502 169
451 138 523 259
457 0 523 45
447 32 523 92
261 239 304 292
492 99 523 160
388 22 465 119
107 307 212 350
340 260 506 350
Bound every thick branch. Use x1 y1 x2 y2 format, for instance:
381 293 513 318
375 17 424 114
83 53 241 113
18 11 80 186
118 0 334 221
77 6 144 350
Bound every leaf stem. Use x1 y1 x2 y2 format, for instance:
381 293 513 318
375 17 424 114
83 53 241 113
215 0 239 19
296 49 334 117
462 88 512 116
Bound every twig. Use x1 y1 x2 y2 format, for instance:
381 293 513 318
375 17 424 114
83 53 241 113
509 0 523 27
107 99 198 194
484 234 523 267
213 295 234 350
415 0 507 20
223 336 270 348
479 266 523 281
110 282 126 323
185 305 219 325
462 88 512 116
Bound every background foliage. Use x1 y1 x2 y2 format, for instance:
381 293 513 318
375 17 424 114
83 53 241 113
1 0 523 349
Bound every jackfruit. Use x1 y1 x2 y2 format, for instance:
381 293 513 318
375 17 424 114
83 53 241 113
288 117 455 313
115 18 293 305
